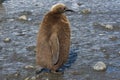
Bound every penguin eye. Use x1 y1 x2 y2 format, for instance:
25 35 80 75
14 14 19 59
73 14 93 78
63 7 66 11
63 7 66 10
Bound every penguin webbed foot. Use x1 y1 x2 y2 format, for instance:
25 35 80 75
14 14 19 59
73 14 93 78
51 70 64 75
35 68 44 75
35 68 51 75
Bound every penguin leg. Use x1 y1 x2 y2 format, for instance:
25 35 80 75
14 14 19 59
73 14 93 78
50 64 64 75
50 68 64 75
35 66 44 75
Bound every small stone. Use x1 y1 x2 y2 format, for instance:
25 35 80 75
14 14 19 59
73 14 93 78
31 76 36 80
46 78 49 80
14 73 19 77
26 46 36 51
77 3 82 6
14 72 20 77
100 23 106 27
93 61 107 71
36 75 40 78
109 36 118 41
105 24 113 30
16 32 25 36
81 8 91 14
100 48 107 53
93 22 99 26
0 46 2 50
99 34 105 36
118 51 120 54
102 49 106 52
3 38 11 43
35 4 38 6
18 15 27 20
8 19 14 21
28 18 32 21
25 65 34 69
33 48 37 52
24 77 30 80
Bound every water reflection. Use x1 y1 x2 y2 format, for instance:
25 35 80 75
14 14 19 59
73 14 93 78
59 48 78 72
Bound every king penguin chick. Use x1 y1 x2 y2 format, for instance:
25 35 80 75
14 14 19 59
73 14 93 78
36 3 73 74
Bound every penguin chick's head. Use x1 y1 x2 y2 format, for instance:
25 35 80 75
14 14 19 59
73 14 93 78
50 3 74 14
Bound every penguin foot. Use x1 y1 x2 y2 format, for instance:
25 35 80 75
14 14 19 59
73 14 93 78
51 70 64 75
35 70 42 75
35 66 44 75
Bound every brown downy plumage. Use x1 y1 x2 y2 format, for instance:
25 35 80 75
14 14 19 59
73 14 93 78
36 3 73 74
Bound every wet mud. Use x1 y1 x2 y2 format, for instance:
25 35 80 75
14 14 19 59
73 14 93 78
0 0 120 80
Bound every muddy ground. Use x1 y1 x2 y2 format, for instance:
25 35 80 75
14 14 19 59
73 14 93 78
0 0 120 80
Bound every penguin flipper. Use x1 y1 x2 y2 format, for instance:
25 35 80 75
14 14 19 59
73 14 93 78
49 33 59 65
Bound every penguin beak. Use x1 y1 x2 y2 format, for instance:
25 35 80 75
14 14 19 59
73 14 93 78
65 7 75 12
65 9 75 12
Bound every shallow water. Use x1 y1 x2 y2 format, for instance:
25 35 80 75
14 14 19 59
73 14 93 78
0 0 120 80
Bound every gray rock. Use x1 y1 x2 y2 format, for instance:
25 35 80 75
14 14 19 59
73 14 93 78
24 77 30 80
118 51 120 54
14 72 20 77
18 15 27 20
15 32 25 36
93 61 107 71
109 36 118 41
24 65 34 69
31 76 36 80
3 38 11 43
105 24 113 30
0 0 5 4
81 8 91 14
26 45 36 51
0 46 2 50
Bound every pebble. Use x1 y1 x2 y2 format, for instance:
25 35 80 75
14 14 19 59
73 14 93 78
31 76 36 80
15 32 25 36
24 77 30 80
93 22 114 30
109 36 118 41
81 8 91 14
14 72 20 77
28 18 32 21
77 3 82 6
105 24 113 30
0 46 2 50
118 51 120 54
46 78 49 80
102 49 106 52
8 18 14 21
99 34 105 36
25 65 34 69
18 15 27 20
93 61 107 71
100 47 107 52
3 38 11 43
34 48 36 52
26 46 36 51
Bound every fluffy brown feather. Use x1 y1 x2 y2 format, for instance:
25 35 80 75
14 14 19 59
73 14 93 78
36 3 71 74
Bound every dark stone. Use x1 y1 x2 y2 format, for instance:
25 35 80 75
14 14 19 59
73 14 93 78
26 45 36 51
0 46 2 50
0 0 5 4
